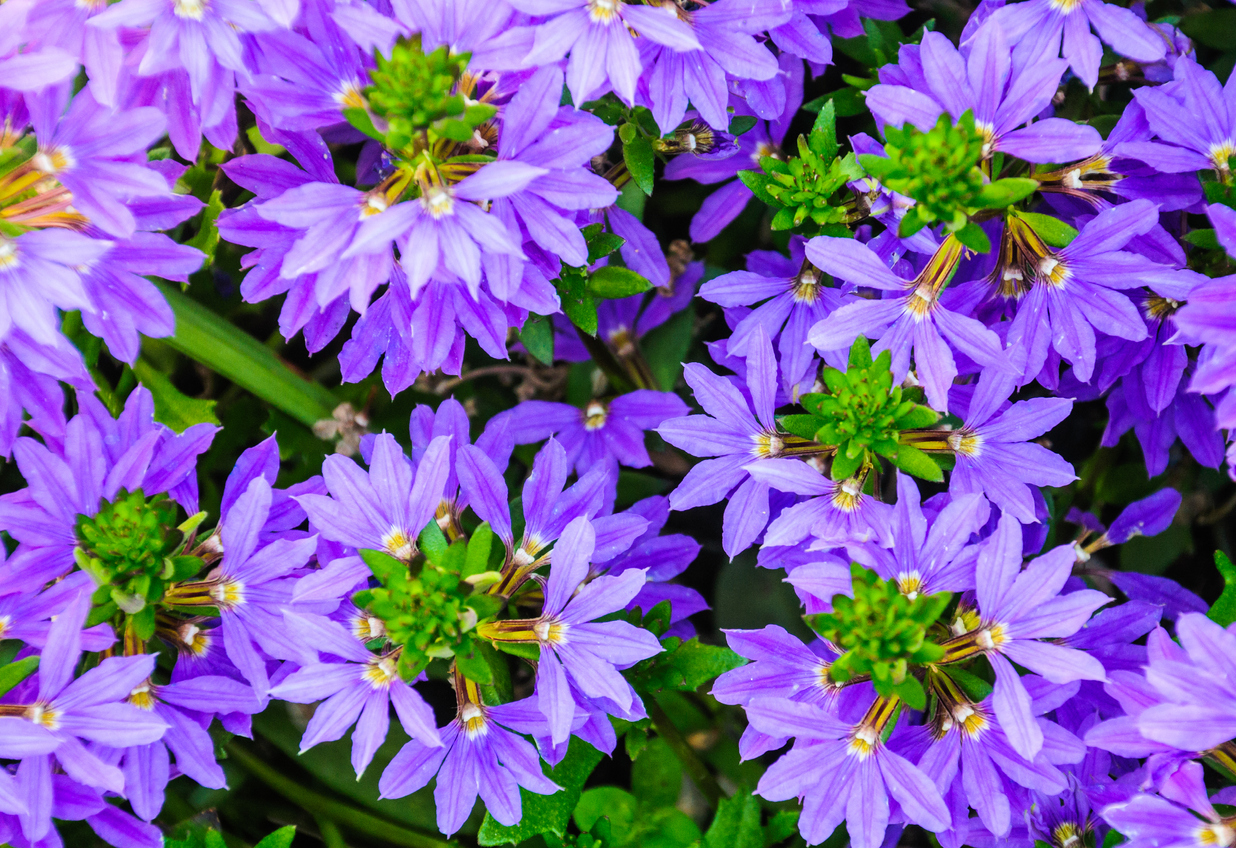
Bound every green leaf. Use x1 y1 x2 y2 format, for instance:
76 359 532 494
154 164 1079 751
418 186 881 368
585 229 627 263
520 313 555 365
253 826 297 848
131 359 220 432
947 666 993 701
0 657 39 698
704 791 763 848
557 269 599 336
1209 551 1236 627
631 737 682 808
808 99 839 161
766 810 800 845
728 115 758 137
574 787 639 835
629 638 747 693
895 404 939 429
342 106 384 142
588 265 653 299
1018 212 1079 248
417 521 449 565
888 676 927 711
358 548 404 582
953 219 992 253
185 190 223 268
890 443 944 482
1183 228 1221 251
640 303 693 392
737 170 779 207
478 737 605 845
464 593 504 621
830 448 864 481
778 414 821 440
1102 829 1126 847
624 135 656 196
464 522 494 577
493 640 541 661
974 178 1039 209
155 283 338 429
454 647 494 685
1179 7 1236 49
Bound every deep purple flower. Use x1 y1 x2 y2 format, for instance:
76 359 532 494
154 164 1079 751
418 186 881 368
499 390 687 482
1100 760 1236 848
868 23 1102 164
988 0 1166 90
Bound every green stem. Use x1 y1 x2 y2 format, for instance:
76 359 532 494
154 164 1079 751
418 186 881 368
645 695 724 808
156 283 338 428
225 742 454 848
575 327 639 393
315 816 348 848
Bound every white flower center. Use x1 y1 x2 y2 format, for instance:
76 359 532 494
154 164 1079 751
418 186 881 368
588 0 621 23
174 0 207 20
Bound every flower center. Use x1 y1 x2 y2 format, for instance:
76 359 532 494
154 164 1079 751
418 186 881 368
588 0 621 23
1037 256 1070 288
129 683 157 711
26 703 58 729
533 620 568 644
363 656 399 689
32 148 73 176
848 726 878 758
460 703 489 738
948 430 983 457
210 579 245 609
1210 140 1235 174
831 479 863 512
421 186 455 219
752 432 784 459
1054 823 1084 848
897 572 922 601
338 83 366 111
0 240 18 269
583 401 609 430
383 528 415 561
173 0 207 20
355 613 388 642
1048 0 1084 11
1200 823 1236 847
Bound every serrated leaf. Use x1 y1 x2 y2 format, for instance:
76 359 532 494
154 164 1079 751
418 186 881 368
0 657 39 698
253 826 297 848
1209 551 1236 627
629 638 747 693
588 265 652 299
520 313 555 365
132 360 220 432
890 443 944 482
1018 212 1079 248
624 135 656 195
478 737 605 845
737 169 779 206
808 100 839 161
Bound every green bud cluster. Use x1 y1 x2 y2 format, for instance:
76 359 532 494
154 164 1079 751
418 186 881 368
739 102 863 234
364 35 496 149
808 563 950 709
353 522 505 684
859 111 1038 252
75 490 204 622
779 339 942 481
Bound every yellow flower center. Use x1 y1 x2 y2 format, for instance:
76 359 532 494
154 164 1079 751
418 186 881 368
210 580 245 609
584 400 609 431
338 83 366 111
847 726 878 759
383 528 415 561
1200 823 1236 847
26 703 58 729
363 656 399 690
751 432 784 459
948 430 983 457
460 703 489 738
897 572 923 601
173 0 207 20
422 186 455 219
129 683 156 711
588 0 621 24
831 479 863 512
1053 822 1085 848
0 240 19 270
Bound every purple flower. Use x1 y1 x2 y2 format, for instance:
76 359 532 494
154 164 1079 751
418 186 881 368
508 0 700 106
167 477 319 697
1100 761 1236 848
271 611 442 777
89 0 279 157
0 387 217 593
945 513 1109 759
988 0 1166 90
639 0 792 133
499 390 688 481
1120 56 1236 179
846 472 990 599
0 230 106 348
663 55 804 243
657 327 791 557
0 330 90 458
946 364 1076 523
0 1 79 95
805 234 1005 413
867 24 1102 164
745 458 894 550
0 591 167 841
378 676 561 836
483 516 662 744
700 237 843 392
746 696 951 848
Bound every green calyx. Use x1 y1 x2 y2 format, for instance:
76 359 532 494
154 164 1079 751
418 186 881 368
363 35 495 150
353 521 505 685
779 338 942 481
74 490 204 618
739 101 864 234
808 563 951 710
860 111 1038 252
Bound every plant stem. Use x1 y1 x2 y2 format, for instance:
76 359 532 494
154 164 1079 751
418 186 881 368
645 695 724 808
225 741 454 848
315 816 348 848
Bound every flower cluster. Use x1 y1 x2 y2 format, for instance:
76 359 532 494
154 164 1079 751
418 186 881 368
2 0 1236 847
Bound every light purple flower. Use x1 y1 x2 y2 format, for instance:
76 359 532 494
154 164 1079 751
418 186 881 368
1100 760 1236 848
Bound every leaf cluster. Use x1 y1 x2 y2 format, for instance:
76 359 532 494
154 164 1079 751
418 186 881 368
553 224 652 337
779 339 942 481
861 111 1037 252
807 563 951 709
